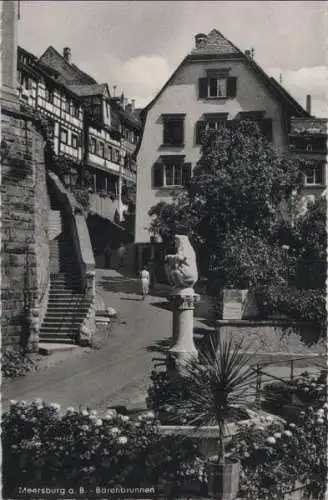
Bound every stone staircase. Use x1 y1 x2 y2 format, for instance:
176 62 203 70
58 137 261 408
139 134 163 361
48 210 62 240
39 208 92 345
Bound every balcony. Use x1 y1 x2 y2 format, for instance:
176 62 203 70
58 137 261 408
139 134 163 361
288 137 326 156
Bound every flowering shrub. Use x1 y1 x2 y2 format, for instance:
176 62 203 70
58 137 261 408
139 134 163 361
262 370 327 420
2 346 39 378
229 404 328 499
2 401 202 498
146 369 192 424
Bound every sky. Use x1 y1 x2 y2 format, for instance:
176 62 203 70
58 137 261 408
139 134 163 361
18 0 327 116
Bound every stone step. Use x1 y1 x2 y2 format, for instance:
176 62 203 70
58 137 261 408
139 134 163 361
44 315 88 322
42 320 84 327
40 327 80 334
39 337 78 345
46 305 88 311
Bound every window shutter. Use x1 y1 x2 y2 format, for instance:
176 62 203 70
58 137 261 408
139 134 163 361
196 121 206 145
182 162 192 186
198 78 208 99
227 77 237 98
153 162 164 188
262 118 273 142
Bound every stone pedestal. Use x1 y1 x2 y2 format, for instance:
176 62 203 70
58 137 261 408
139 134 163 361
168 288 200 374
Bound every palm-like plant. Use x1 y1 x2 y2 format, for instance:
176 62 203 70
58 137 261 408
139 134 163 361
173 336 258 465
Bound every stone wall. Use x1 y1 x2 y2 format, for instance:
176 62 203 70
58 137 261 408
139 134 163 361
1 107 50 347
34 133 50 326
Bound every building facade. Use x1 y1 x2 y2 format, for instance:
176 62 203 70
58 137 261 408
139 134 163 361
134 29 315 270
17 45 141 228
288 115 327 213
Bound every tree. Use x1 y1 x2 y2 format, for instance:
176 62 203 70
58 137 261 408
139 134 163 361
149 121 326 334
149 120 302 284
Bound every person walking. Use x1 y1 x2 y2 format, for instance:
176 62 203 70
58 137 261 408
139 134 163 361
104 243 112 269
117 243 126 267
140 266 150 300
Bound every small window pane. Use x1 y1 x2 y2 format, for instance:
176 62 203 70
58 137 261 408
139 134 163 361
174 165 182 185
217 78 227 97
209 78 217 97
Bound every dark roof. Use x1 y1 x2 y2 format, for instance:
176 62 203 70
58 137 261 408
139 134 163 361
191 29 242 56
110 99 141 129
134 29 310 158
141 29 310 118
66 83 109 97
38 46 97 85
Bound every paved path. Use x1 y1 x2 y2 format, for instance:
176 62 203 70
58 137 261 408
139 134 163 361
2 269 210 413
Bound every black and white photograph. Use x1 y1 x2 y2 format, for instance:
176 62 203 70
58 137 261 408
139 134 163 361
1 1 327 498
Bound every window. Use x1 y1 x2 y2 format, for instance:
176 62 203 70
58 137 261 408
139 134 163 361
199 76 237 99
153 157 191 188
106 145 112 161
60 128 68 144
196 114 228 144
71 133 78 149
304 163 324 186
45 88 54 103
62 96 70 113
98 142 105 158
162 114 185 146
90 137 96 154
112 149 119 163
69 101 76 116
20 74 32 90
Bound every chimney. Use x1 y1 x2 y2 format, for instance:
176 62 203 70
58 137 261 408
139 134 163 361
195 33 207 49
113 85 117 97
131 99 135 112
306 94 311 115
63 47 71 64
120 92 124 106
124 97 128 109
245 50 251 57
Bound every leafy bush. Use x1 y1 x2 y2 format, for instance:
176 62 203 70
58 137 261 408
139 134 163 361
2 401 202 498
229 404 328 499
2 346 39 378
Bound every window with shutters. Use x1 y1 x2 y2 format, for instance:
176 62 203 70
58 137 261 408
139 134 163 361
153 157 191 188
196 113 229 145
162 114 185 146
198 76 237 100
